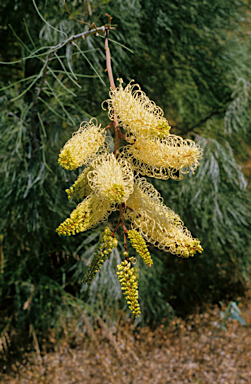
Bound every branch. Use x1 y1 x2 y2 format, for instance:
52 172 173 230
31 25 112 119
50 26 111 51
120 205 128 254
111 219 121 238
104 27 124 156
175 98 232 136
104 24 129 256
120 205 128 235
105 29 115 89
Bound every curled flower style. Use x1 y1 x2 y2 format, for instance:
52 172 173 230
117 259 141 317
121 135 203 180
58 118 107 170
124 177 203 257
103 79 171 139
56 193 112 236
87 153 134 205
66 166 93 201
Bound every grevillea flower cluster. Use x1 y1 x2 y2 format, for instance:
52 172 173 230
87 153 134 205
124 177 202 257
57 76 203 317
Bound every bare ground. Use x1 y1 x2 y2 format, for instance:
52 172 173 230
1 292 251 384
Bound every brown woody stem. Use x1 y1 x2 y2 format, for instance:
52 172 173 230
105 29 115 90
105 24 128 257
111 219 121 237
104 27 121 156
104 123 112 131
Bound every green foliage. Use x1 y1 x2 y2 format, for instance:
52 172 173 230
219 300 247 328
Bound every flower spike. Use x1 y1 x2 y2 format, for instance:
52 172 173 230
121 135 203 180
66 166 93 201
125 177 203 258
87 153 134 205
84 227 118 285
58 118 107 170
103 79 171 139
56 194 112 236
127 230 153 267
117 258 141 317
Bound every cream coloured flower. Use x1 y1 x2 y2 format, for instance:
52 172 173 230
124 177 203 257
103 79 171 139
65 166 93 200
56 193 112 236
58 118 107 170
121 135 203 180
87 153 134 205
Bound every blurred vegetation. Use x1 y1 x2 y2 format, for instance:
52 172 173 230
0 0 251 355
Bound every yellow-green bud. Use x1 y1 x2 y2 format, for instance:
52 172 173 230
117 259 140 317
83 227 118 285
127 230 153 267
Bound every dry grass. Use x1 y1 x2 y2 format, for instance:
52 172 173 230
1 292 251 384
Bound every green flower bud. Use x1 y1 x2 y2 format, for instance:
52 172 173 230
127 230 153 267
117 259 141 317
83 227 118 285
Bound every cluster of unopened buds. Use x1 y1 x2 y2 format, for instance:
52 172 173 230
57 78 203 317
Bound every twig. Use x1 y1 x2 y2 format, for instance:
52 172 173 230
120 205 128 254
104 27 122 155
31 52 53 118
175 98 232 135
105 29 115 89
120 205 128 234
111 219 121 237
124 205 134 213
64 0 89 25
52 26 111 51
104 123 112 131
31 26 111 118
104 22 129 257
106 13 113 27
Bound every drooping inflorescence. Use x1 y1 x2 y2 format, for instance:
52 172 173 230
84 227 118 285
127 230 153 267
87 153 134 205
121 135 203 180
57 74 203 317
117 258 141 317
124 177 203 258
56 193 113 236
103 78 171 139
58 118 107 170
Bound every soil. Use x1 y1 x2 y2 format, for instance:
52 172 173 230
1 294 251 384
